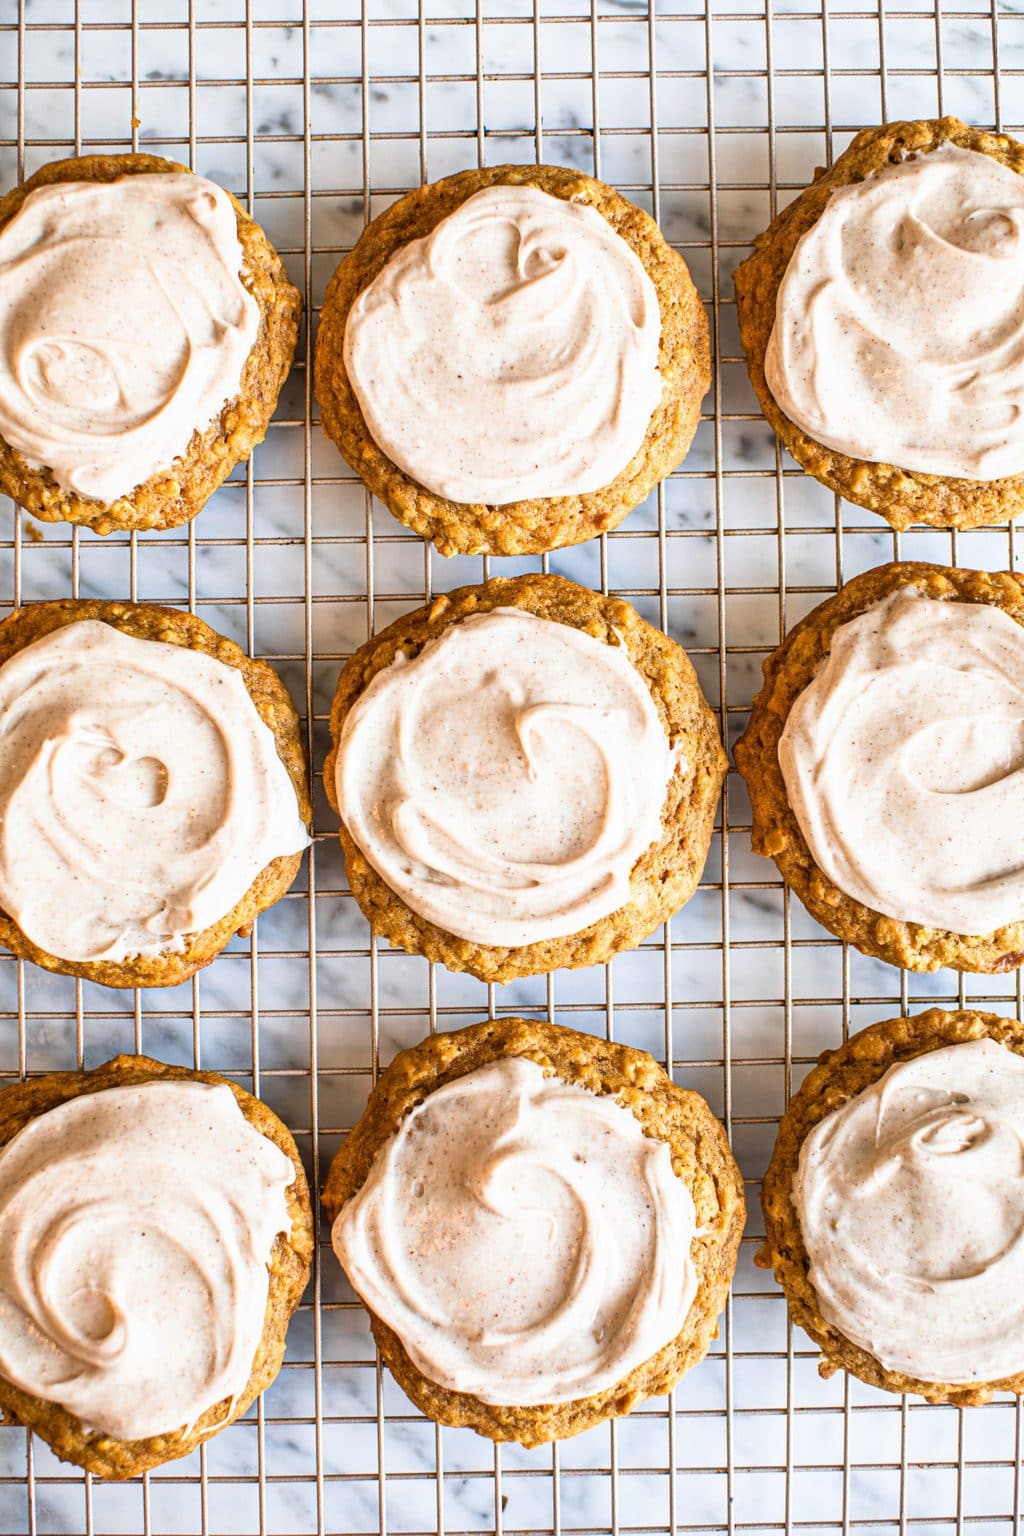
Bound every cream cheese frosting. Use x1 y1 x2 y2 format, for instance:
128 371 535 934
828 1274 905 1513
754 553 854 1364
0 1078 294 1440
794 1036 1024 1385
764 143 1024 481
332 1056 698 1405
0 172 259 502
0 619 308 963
334 607 680 948
342 184 663 505
778 587 1024 935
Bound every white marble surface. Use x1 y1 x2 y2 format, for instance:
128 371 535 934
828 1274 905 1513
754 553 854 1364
0 1 1022 1532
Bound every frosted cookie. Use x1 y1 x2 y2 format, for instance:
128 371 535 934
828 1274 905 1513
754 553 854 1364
760 1008 1024 1404
323 1018 744 1444
0 153 300 534
0 600 310 987
734 117 1024 530
315 165 710 556
0 1052 313 1476
324 574 726 982
734 561 1024 973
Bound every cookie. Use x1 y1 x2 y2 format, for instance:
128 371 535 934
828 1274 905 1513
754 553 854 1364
323 1017 745 1445
759 1008 1024 1404
734 117 1024 530
734 561 1024 973
315 164 710 556
324 574 726 982
0 1052 313 1477
0 599 310 988
0 153 300 534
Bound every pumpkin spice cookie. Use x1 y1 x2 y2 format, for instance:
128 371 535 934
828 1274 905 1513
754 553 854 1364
315 164 710 556
734 117 1024 530
0 152 301 534
323 1017 745 1445
760 1008 1024 1405
0 599 310 988
324 574 726 982
735 561 1024 973
0 1052 313 1477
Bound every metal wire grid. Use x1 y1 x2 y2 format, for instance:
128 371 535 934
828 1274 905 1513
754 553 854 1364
0 0 1021 1532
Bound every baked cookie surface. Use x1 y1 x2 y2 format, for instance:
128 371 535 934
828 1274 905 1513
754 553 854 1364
734 116 1024 530
324 573 727 981
0 598 310 988
0 1052 314 1477
322 1017 745 1445
0 153 300 535
759 1007 1024 1405
734 561 1024 973
314 164 710 556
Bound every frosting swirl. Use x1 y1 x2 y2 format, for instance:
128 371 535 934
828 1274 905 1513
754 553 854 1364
0 619 308 963
779 587 1024 935
343 184 663 505
0 173 259 502
334 607 680 947
764 143 1024 481
0 1079 294 1440
795 1036 1024 1385
332 1056 698 1405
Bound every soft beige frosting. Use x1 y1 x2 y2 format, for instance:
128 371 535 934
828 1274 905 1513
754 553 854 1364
343 184 663 505
795 1037 1024 1385
333 1056 698 1405
764 144 1024 481
779 587 1024 935
334 607 680 947
0 1079 294 1440
0 620 308 963
0 173 259 502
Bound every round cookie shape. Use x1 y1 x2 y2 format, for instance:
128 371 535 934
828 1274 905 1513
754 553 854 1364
0 1052 313 1477
314 164 710 557
0 599 311 988
323 574 727 982
322 1017 745 1445
734 561 1024 973
733 117 1024 531
0 153 301 535
759 1008 1024 1405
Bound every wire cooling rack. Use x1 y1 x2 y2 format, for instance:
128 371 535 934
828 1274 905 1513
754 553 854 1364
0 0 1023 1533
